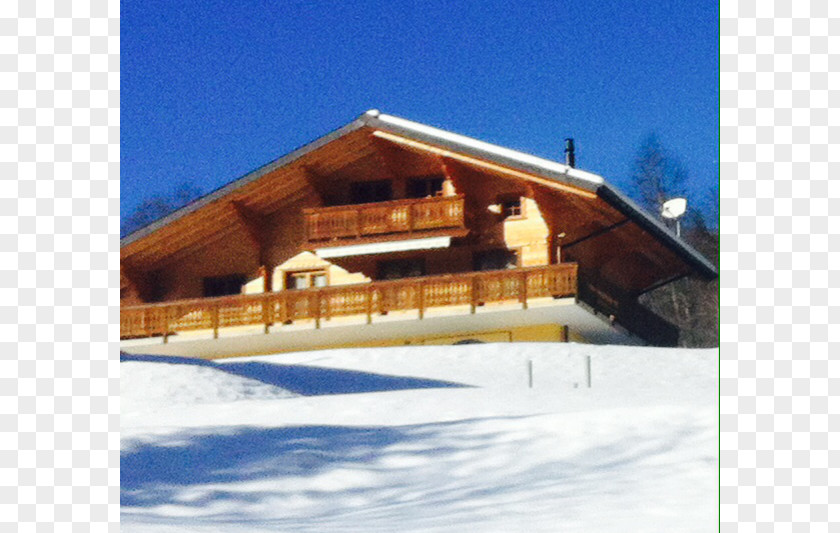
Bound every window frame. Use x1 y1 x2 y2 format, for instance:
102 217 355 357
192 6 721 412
285 269 329 290
497 194 525 219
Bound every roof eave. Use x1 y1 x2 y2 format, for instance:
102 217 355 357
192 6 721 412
120 113 372 248
121 110 718 283
596 183 718 280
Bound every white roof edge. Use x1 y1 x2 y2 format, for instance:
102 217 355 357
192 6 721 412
369 112 605 187
315 236 452 258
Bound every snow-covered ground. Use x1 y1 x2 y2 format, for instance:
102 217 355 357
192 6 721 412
121 343 717 532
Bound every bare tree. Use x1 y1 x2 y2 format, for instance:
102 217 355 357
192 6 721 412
630 135 719 347
121 182 204 237
630 133 688 218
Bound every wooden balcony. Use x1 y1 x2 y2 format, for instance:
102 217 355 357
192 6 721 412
120 263 579 340
303 195 466 244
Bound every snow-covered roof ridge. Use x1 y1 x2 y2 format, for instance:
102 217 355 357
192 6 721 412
364 111 605 190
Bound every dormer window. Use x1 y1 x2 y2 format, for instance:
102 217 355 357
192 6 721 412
498 195 523 218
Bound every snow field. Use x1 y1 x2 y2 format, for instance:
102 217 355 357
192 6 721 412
121 343 717 532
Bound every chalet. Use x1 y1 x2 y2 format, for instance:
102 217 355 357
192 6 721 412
120 110 717 358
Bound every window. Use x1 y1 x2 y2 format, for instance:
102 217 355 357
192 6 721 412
407 176 445 198
498 195 523 218
286 270 328 290
378 258 426 280
473 249 518 271
203 274 247 297
351 180 392 204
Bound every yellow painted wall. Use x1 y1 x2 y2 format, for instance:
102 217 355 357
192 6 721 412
421 330 512 345
204 323 569 359
503 197 550 266
242 276 265 294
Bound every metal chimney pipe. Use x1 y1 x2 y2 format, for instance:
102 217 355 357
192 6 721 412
564 138 575 168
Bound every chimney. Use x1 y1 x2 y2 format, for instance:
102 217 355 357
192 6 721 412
564 138 575 168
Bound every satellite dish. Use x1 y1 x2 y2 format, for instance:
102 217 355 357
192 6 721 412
661 198 687 219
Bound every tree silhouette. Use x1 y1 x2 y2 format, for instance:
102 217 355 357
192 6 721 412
630 133 688 219
630 135 719 347
121 183 204 237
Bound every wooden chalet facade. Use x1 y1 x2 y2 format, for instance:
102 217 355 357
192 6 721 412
120 111 717 358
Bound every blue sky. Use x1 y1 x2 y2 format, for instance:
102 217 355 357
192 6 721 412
122 0 718 222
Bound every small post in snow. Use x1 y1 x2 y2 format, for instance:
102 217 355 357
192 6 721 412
585 355 591 388
528 359 533 389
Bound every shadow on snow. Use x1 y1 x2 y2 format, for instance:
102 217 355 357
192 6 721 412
120 418 703 517
120 352 468 396
121 420 509 509
122 425 404 507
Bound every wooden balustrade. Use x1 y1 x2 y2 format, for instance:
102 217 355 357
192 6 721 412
120 264 579 340
303 195 466 242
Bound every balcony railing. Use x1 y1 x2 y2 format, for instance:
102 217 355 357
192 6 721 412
303 195 466 243
120 263 579 340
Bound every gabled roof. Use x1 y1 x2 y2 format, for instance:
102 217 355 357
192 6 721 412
121 110 717 280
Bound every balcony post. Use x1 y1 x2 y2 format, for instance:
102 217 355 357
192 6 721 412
407 204 414 234
212 303 219 339
470 275 477 314
142 307 150 338
366 285 373 324
163 305 173 343
262 293 271 334
417 280 424 319
324 289 331 321
280 293 289 324
520 271 528 310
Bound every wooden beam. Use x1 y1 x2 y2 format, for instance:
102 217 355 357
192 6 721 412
121 261 150 302
562 218 631 250
231 200 266 254
299 165 329 205
372 130 598 199
126 212 235 268
151 224 241 271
